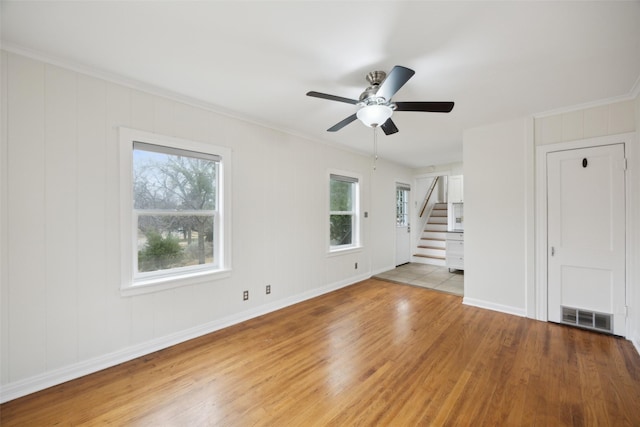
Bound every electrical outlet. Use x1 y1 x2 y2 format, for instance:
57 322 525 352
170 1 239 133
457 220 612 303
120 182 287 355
266 285 271 295
243 290 249 301
355 262 358 269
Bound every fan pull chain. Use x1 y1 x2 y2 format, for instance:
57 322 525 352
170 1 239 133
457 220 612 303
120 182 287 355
373 126 378 171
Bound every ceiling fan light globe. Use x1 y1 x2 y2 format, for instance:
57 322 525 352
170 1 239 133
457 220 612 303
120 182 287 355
356 105 393 128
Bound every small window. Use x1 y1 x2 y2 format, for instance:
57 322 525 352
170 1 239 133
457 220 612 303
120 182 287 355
396 184 410 226
329 173 360 251
120 128 230 294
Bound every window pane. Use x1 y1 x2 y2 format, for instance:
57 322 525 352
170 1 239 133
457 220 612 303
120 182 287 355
330 179 353 211
133 149 217 211
137 214 214 273
330 214 353 246
396 189 409 226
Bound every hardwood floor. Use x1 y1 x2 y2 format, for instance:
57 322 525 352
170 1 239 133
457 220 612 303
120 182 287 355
2 278 639 426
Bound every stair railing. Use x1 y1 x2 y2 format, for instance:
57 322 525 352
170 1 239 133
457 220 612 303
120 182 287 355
419 176 440 217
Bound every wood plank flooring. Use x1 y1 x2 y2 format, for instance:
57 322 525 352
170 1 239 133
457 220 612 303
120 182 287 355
2 278 639 426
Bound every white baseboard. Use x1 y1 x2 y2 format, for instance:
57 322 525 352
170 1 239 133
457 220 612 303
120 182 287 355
0 273 370 404
462 297 527 318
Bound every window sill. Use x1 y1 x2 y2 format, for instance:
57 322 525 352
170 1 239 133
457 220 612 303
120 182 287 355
121 268 231 296
327 245 363 257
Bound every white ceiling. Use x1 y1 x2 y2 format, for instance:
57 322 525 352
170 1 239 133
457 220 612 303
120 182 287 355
2 1 639 168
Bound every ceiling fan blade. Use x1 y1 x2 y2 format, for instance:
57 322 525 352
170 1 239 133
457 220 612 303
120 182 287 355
380 118 399 135
376 66 415 102
395 101 454 113
306 91 359 105
327 114 358 132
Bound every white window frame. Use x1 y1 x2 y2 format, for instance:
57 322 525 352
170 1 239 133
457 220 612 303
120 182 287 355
396 184 410 227
119 128 231 296
328 171 361 253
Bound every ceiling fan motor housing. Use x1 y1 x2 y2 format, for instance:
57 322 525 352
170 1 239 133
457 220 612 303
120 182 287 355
366 70 386 85
359 70 393 106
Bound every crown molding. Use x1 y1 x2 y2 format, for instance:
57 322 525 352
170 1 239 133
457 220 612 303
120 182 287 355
533 92 637 119
533 72 640 119
0 43 375 162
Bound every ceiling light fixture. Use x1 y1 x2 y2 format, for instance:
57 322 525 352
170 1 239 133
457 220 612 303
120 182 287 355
356 104 393 128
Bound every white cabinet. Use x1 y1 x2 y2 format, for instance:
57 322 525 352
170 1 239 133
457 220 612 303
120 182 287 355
448 175 464 203
446 232 464 270
449 202 464 231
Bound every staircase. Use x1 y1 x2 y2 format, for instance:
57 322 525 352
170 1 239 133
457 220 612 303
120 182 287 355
413 203 448 266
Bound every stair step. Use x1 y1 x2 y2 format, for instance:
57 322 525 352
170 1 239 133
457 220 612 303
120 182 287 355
421 231 447 240
428 217 448 224
425 224 448 232
415 201 449 268
413 254 446 260
412 255 447 267
413 254 447 260
414 245 446 258
420 241 446 250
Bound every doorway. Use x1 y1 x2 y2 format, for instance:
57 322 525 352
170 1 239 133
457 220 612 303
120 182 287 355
546 143 626 335
395 183 411 266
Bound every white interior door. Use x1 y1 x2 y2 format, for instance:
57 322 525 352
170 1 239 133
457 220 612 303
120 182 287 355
547 144 626 335
395 185 411 266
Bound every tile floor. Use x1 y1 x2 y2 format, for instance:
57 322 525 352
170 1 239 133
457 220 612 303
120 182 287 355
374 263 464 296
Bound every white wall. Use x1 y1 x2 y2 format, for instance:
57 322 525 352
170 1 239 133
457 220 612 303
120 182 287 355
535 99 636 145
0 51 413 401
535 98 639 348
462 119 529 316
462 96 639 352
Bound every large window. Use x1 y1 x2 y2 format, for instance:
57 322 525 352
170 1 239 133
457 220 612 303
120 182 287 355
329 173 360 251
120 128 230 294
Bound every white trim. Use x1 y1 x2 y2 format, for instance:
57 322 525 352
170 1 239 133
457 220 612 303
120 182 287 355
0 45 376 163
0 50 9 390
327 169 363 254
534 132 636 337
120 269 232 297
524 117 536 318
533 92 639 119
535 144 549 321
119 127 233 295
326 246 363 257
462 297 527 318
0 272 371 404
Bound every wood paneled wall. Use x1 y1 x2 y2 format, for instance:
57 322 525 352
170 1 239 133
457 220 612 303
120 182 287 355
0 51 414 400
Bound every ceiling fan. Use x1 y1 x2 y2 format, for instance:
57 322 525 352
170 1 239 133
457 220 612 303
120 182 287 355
307 65 454 135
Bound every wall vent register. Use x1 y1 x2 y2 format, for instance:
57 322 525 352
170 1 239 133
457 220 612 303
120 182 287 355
561 306 612 334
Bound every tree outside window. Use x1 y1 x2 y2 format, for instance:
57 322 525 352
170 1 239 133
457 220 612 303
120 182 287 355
133 142 219 275
329 174 359 249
